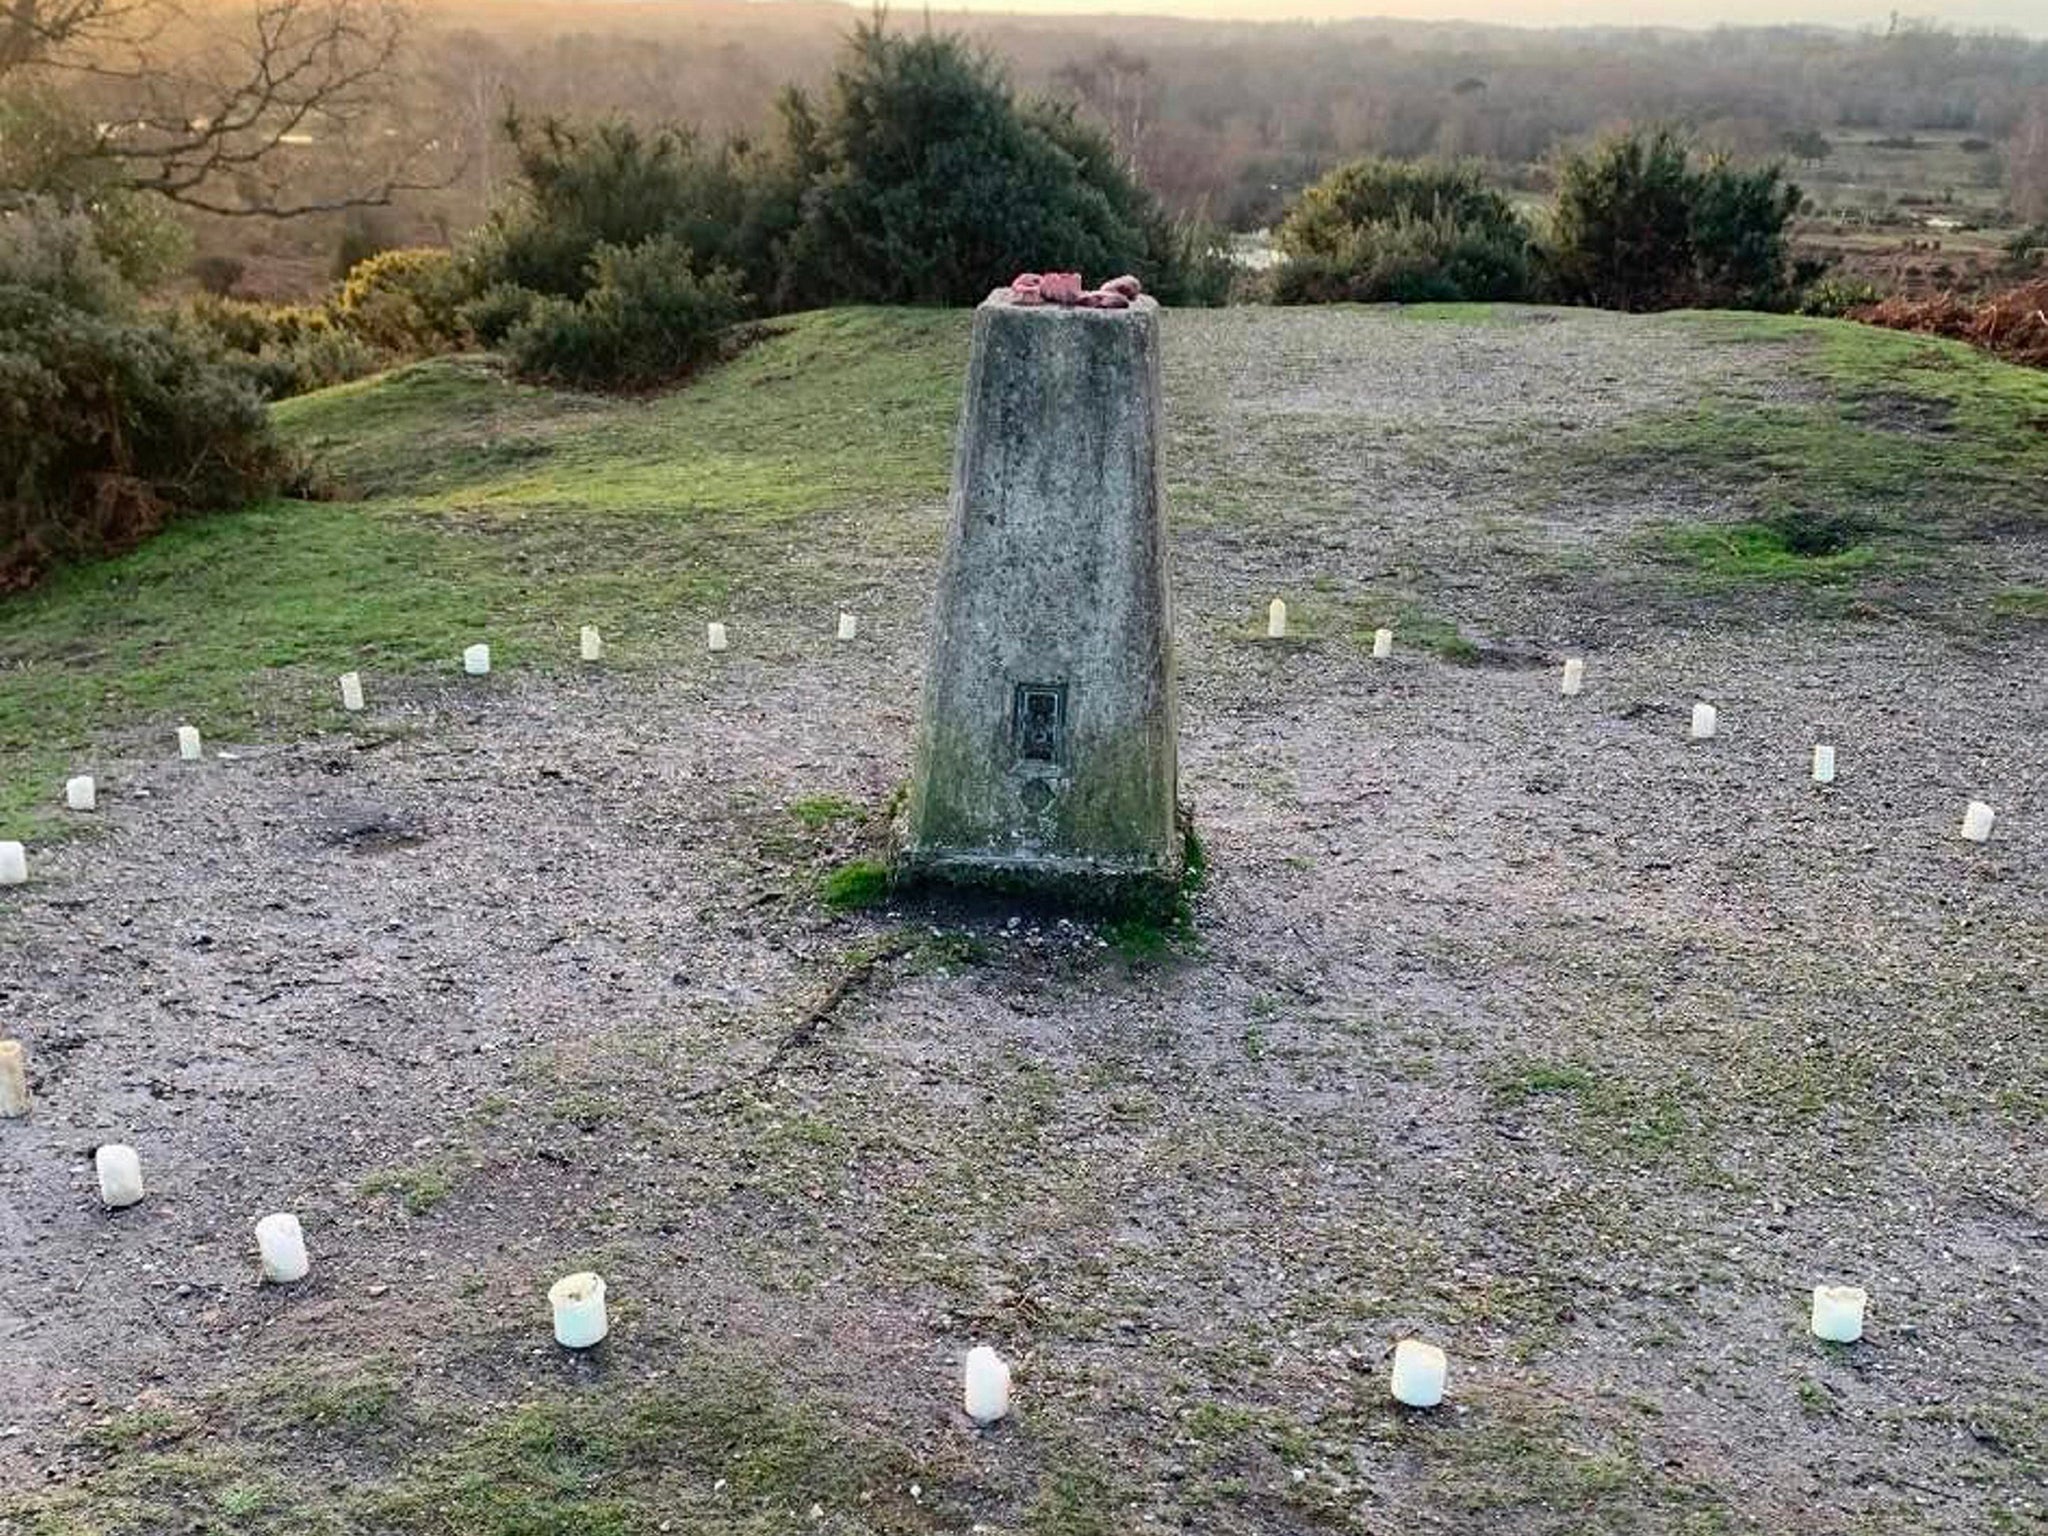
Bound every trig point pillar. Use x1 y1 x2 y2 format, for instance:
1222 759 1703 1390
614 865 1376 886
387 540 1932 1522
897 272 1182 904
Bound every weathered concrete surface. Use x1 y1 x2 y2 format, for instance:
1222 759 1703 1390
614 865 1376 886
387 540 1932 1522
897 291 1181 900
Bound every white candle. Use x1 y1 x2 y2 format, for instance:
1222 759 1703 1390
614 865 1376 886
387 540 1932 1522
1390 1339 1446 1408
0 841 24 886
962 1344 1012 1424
1561 658 1585 696
96 1143 145 1208
0 1040 29 1118
65 775 97 811
1690 702 1718 740
338 672 365 712
550 1271 608 1349
177 726 202 761
1810 1284 1867 1343
255 1212 310 1283
1812 744 1836 784
1960 801 1995 843
463 643 491 676
837 612 859 641
1372 628 1394 659
579 625 603 661
707 622 729 653
1266 599 1287 639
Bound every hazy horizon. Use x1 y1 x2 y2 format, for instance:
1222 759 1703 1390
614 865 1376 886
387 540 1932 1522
872 0 2046 37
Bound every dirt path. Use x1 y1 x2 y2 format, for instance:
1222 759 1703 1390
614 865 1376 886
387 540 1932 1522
2 308 2044 1533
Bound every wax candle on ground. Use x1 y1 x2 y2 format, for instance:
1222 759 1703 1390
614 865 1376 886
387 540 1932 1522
550 1271 608 1348
339 672 365 712
65 775 96 811
463 643 491 676
707 622 729 653
1390 1339 1446 1408
0 1041 29 1117
1266 599 1287 639
1690 702 1718 740
0 842 24 886
1561 658 1585 696
96 1144 144 1208
1810 1284 1867 1343
1812 745 1836 784
177 726 202 761
580 625 603 662
1372 628 1394 659
837 613 858 641
256 1213 310 1283
962 1344 1012 1425
1961 801 1995 843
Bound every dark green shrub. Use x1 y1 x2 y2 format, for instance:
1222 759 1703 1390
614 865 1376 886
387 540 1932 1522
1546 128 1802 311
1 203 281 587
467 114 785 306
1798 276 1883 317
775 24 1189 308
502 236 747 390
190 253 245 296
458 282 542 346
1273 159 1532 304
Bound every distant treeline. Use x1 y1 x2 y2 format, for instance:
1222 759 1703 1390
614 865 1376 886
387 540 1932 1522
409 2 2048 226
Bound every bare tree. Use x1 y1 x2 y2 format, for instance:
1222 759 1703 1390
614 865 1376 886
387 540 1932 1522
2013 93 2048 223
1 0 442 215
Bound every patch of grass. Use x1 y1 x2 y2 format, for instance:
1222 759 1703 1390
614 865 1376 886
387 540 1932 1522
1487 1056 1697 1157
788 794 863 830
1658 510 1882 584
358 1159 457 1216
0 309 967 840
7 1357 944 1536
1992 587 2048 620
1553 314 2048 607
820 858 892 911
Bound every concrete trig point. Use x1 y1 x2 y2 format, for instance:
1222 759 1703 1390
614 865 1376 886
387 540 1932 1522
897 272 1184 906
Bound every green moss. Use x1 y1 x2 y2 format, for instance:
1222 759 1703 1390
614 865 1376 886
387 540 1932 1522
1657 512 1883 583
788 795 863 830
358 1159 456 1215
1992 588 2048 620
820 858 892 910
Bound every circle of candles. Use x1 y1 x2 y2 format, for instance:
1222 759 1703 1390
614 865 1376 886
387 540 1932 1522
1812 744 1836 784
962 1344 1012 1425
707 622 729 653
255 1213 310 1283
338 672 365 712
177 726 202 761
463 643 491 676
0 841 25 887
96 1143 145 1209
579 625 603 661
1810 1284 1867 1343
1690 702 1718 740
549 1271 609 1349
1372 627 1395 659
837 612 859 641
1389 1339 1446 1408
1266 599 1287 639
1960 801 1995 843
0 1040 30 1118
1560 658 1585 696
65 775 97 812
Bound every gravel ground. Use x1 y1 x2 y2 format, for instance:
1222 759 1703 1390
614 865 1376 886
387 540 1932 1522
2 307 2044 1533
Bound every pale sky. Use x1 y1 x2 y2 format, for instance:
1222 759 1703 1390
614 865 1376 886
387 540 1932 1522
919 0 2045 35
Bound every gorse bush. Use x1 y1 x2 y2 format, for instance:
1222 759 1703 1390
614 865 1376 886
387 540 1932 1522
1273 132 1807 313
1273 159 1532 303
1546 127 1803 311
334 248 469 354
460 19 1216 387
502 237 748 390
0 200 282 588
